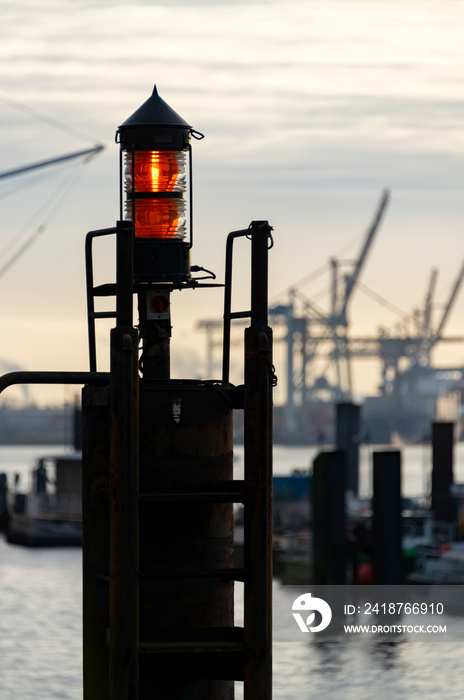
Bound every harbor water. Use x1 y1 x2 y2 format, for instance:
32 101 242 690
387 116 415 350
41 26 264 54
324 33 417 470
2 443 464 698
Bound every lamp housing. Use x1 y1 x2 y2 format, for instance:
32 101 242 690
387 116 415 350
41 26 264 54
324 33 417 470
116 86 195 284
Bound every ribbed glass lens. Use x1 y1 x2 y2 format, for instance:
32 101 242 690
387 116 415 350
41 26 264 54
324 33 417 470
124 150 186 193
123 149 187 238
125 198 186 239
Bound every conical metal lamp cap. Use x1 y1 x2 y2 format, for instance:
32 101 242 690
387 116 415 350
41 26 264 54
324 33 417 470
119 85 191 129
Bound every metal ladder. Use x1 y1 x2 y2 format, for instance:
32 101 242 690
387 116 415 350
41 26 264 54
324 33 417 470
82 220 274 699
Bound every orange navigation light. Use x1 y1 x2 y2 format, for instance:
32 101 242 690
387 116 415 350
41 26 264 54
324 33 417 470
125 150 185 193
116 85 203 282
123 149 186 239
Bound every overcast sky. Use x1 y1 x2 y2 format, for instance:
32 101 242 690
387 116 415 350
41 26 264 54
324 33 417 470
1 0 464 405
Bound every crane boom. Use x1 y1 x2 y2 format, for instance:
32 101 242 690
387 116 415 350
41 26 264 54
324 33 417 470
423 267 438 336
338 187 390 325
435 259 464 339
0 144 104 181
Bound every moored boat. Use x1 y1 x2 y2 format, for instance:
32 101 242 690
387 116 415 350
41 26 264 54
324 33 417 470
6 453 82 546
408 541 464 585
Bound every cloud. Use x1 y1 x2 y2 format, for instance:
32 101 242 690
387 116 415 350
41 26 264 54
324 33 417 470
1 0 464 400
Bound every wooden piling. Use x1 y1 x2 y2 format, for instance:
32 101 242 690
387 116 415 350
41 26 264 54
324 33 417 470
312 450 346 584
372 450 403 584
336 402 360 495
431 421 454 522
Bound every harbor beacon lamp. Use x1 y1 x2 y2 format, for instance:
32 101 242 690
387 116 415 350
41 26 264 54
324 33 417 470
83 85 274 700
116 84 202 284
113 85 206 379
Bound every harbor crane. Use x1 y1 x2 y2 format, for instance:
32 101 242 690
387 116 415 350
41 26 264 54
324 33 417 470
197 190 464 442
377 258 464 396
197 189 391 437
327 187 390 398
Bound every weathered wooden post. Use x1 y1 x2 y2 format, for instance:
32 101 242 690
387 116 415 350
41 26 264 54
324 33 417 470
336 401 360 495
372 450 403 584
431 421 454 523
312 450 346 585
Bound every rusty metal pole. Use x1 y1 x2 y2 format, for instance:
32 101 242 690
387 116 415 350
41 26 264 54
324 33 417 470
137 291 171 380
243 221 273 700
82 383 111 700
109 221 140 700
109 328 139 699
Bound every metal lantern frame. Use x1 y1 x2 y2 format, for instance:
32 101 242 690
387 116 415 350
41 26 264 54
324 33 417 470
117 137 195 249
115 85 203 285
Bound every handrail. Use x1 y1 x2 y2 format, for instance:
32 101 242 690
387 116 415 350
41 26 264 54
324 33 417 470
85 227 118 371
0 371 110 396
222 221 273 383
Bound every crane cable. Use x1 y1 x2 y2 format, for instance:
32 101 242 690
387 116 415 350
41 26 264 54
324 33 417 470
0 93 104 148
0 157 88 279
0 94 104 279
0 161 74 202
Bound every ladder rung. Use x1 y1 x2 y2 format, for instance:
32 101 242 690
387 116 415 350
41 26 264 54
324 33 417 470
227 310 252 320
139 492 244 503
89 311 117 319
139 568 245 582
139 640 246 657
93 283 117 296
141 626 243 643
139 480 247 504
